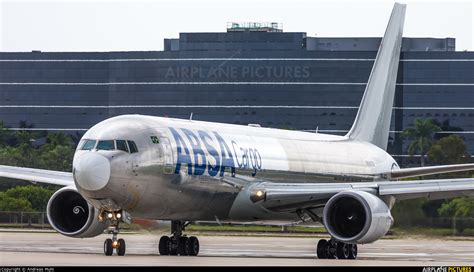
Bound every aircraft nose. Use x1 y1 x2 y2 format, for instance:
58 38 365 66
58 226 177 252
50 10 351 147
73 152 111 191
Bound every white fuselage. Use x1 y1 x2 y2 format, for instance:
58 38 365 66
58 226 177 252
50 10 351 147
72 115 398 221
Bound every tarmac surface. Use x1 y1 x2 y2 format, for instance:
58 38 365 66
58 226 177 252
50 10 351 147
0 230 473 266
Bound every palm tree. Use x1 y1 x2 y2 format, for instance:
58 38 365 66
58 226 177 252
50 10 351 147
402 118 441 166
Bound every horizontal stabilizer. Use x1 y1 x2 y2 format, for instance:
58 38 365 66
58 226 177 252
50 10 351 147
387 163 474 179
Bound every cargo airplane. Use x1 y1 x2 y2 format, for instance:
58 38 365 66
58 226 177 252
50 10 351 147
1 3 473 259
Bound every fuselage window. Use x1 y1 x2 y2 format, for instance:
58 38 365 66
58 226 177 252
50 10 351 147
116 140 129 152
81 139 97 150
97 140 115 150
127 140 138 153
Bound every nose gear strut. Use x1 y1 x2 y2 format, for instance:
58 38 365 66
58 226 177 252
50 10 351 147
100 209 126 256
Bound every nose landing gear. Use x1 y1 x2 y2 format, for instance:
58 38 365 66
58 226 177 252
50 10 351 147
104 235 126 256
158 220 200 256
100 210 127 256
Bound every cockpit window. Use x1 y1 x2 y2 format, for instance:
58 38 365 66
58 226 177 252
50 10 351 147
79 139 137 153
127 140 138 153
116 140 129 152
97 140 115 150
81 139 96 150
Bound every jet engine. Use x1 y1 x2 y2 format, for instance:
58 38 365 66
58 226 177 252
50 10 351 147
323 190 393 244
47 186 107 238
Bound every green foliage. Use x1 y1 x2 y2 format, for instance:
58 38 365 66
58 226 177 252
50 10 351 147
1 185 54 211
0 128 75 172
438 197 474 218
393 197 474 235
47 132 73 147
38 144 75 172
0 192 33 212
402 118 441 166
0 178 31 191
0 121 17 148
0 124 76 193
391 199 428 227
0 145 38 168
421 199 445 218
428 135 470 165
437 197 474 234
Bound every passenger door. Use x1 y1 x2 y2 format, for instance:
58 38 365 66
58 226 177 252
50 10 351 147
160 137 174 174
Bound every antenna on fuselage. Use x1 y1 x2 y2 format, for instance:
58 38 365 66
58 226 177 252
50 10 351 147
189 112 193 121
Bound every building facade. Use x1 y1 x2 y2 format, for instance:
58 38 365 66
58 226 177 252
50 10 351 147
1 29 473 165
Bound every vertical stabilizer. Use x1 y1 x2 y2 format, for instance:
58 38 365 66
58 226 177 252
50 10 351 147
345 3 406 150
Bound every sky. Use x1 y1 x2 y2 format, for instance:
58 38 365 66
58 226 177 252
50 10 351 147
0 0 473 52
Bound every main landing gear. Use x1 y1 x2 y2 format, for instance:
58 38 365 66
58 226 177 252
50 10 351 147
316 238 358 260
100 210 126 256
158 221 200 256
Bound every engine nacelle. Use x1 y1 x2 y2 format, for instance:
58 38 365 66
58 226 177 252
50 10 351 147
323 190 393 244
47 186 107 238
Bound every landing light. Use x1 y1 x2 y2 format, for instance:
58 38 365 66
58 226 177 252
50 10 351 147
250 190 266 203
116 213 122 219
107 212 113 219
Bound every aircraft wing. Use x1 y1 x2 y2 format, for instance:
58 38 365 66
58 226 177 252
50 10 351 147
0 165 74 187
251 178 474 212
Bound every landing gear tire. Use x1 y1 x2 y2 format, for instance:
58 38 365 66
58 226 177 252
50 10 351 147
187 236 200 256
327 239 337 259
316 239 329 259
348 244 358 259
160 221 200 257
104 238 113 256
117 238 126 256
169 237 178 256
316 238 359 260
336 242 349 259
101 210 127 256
159 236 170 255
178 237 189 256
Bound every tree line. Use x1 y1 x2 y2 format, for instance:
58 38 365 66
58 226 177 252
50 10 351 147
0 121 75 211
393 118 474 230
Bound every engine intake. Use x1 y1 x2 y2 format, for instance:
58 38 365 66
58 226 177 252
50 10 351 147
323 190 393 244
47 187 106 238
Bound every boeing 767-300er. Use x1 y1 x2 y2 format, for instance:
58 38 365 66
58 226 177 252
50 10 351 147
1 3 473 260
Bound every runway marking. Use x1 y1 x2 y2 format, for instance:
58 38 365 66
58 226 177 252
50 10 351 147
1 235 473 266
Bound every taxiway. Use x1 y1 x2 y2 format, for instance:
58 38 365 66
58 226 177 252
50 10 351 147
0 231 472 266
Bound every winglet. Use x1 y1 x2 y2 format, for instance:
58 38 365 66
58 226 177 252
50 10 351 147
346 3 406 150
